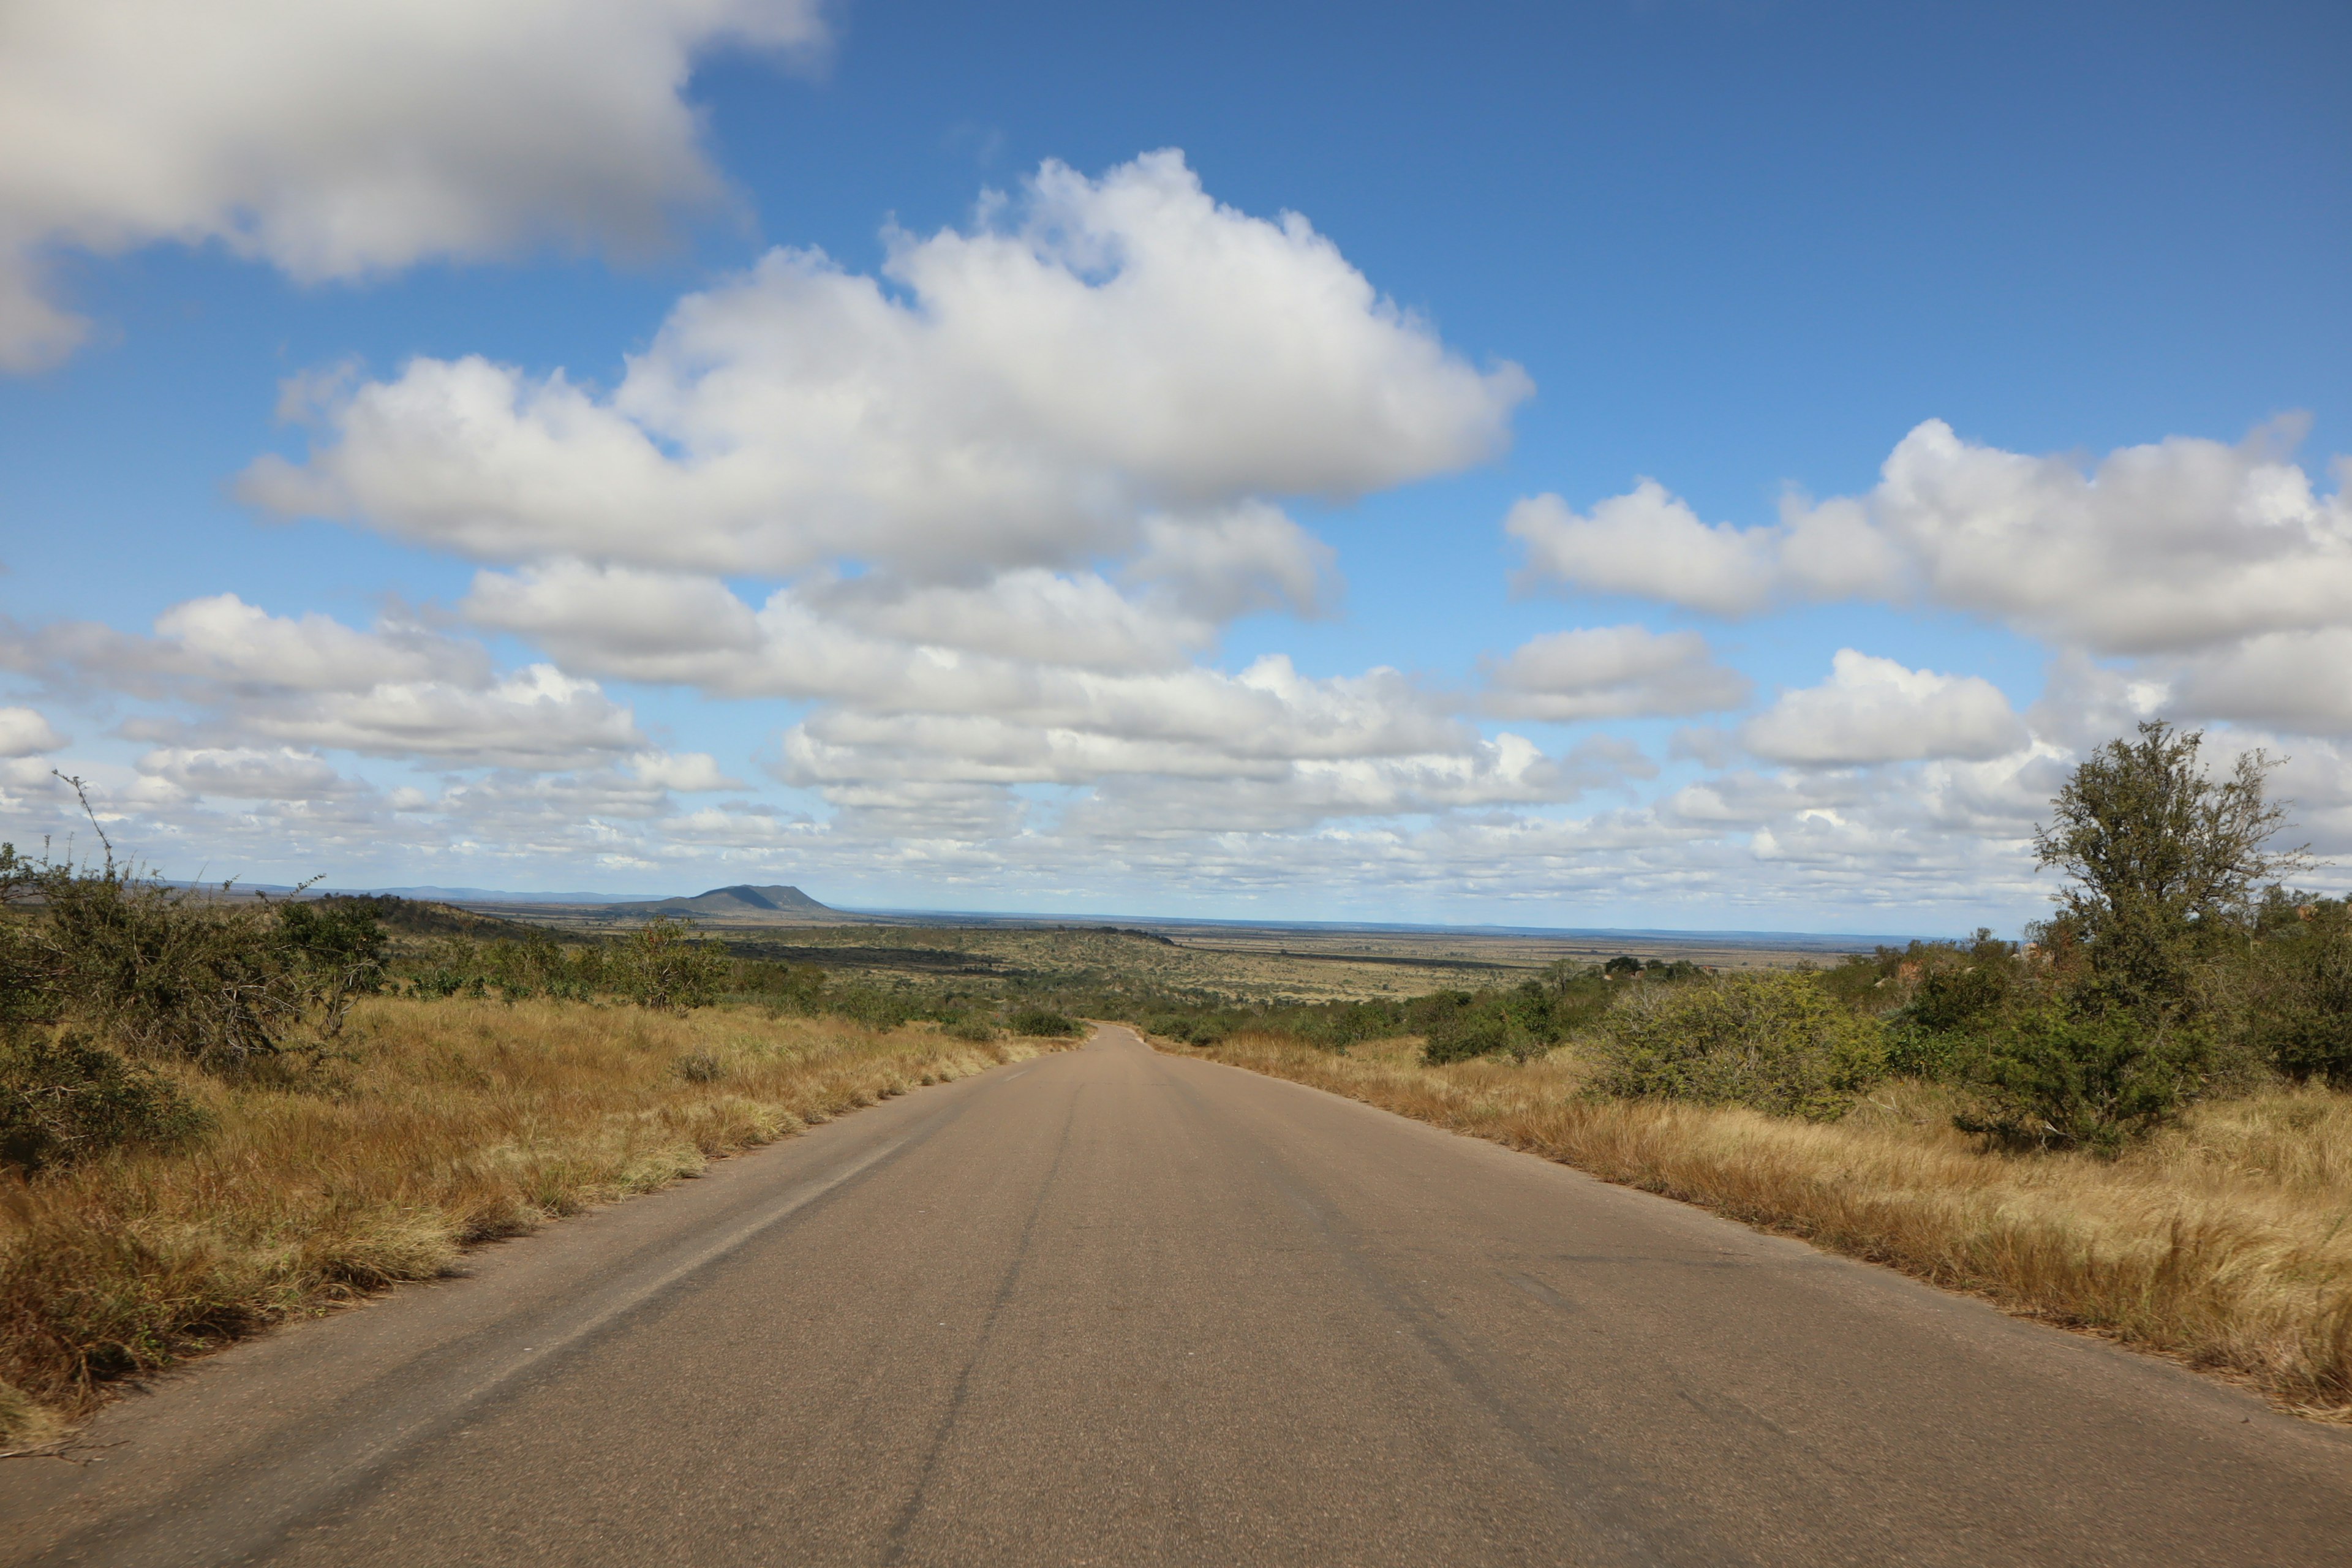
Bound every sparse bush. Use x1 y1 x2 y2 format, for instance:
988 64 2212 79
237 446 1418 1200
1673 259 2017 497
620 918 729 1012
1591 971 1887 1119
672 1050 725 1084
826 986 919 1030
0 1029 208 1172
1008 1006 1084 1038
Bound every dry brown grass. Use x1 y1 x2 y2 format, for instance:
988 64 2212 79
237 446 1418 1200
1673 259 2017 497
0 997 1071 1446
1168 1031 2352 1420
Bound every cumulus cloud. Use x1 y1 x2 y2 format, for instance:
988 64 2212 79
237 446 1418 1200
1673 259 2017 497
135 746 358 801
631 751 743 792
1483 625 1750 722
0 0 826 369
8 595 646 772
0 706 64 756
1125 504 1340 623
245 151 1529 580
1512 419 2352 655
1507 483 1782 614
1742 650 2030 766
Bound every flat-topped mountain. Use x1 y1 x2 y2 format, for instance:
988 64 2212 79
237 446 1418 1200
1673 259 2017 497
617 884 837 919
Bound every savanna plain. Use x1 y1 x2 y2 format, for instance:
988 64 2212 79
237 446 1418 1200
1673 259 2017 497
2 723 2351 1462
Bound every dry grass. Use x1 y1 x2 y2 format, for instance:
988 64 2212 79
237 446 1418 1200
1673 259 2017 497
0 997 1071 1446
1167 1031 2352 1421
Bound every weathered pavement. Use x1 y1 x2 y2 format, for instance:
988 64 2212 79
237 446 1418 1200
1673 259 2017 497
5 1025 2348 1566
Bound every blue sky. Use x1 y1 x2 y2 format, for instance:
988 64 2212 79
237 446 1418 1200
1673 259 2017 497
1 0 2346 933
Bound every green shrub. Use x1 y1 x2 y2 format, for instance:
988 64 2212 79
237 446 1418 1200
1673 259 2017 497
1008 1006 1084 1038
1953 1001 2209 1155
0 1030 209 1172
1590 971 1887 1120
620 918 729 1012
1421 996 1527 1064
825 986 919 1030
2249 899 2352 1085
944 1014 1000 1042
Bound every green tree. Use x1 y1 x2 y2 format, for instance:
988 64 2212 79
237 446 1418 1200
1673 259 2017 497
2034 720 2303 1020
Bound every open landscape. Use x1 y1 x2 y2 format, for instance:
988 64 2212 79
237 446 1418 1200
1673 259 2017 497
4 4 2347 1562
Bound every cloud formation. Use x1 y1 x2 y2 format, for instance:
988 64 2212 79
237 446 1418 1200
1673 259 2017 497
0 706 64 758
1513 419 2352 657
246 152 1530 581
1483 625 1750 722
1741 650 2030 766
0 0 825 369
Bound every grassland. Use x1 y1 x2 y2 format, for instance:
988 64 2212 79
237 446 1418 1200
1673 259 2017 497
1159 1030 2352 1421
0 997 1073 1449
615 919 1832 1007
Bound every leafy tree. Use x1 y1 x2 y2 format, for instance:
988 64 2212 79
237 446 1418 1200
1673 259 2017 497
1953 723 2306 1152
2033 720 2304 1020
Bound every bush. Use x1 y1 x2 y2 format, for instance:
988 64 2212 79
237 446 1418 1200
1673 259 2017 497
1008 1006 1084 1038
1422 995 1527 1065
620 918 729 1012
0 1030 208 1172
944 1014 1000 1042
1954 1002 2209 1155
1590 971 1887 1119
671 1050 725 1084
2250 899 2352 1085
824 986 919 1030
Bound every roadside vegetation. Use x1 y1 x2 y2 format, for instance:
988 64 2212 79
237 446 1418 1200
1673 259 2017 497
0 802 1079 1447
1144 723 2352 1420
8 721 2348 1436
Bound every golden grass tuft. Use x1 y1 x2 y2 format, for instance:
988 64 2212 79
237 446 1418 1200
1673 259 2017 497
0 998 1069 1444
1172 1030 2352 1420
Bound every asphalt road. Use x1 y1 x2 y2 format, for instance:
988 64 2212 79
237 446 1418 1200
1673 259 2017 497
6 1027 2349 1566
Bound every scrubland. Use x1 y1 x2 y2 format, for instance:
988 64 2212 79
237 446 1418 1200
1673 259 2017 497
1162 1030 2352 1421
0 996 1064 1448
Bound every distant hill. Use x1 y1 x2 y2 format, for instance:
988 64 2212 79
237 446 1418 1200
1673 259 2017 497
614 884 838 919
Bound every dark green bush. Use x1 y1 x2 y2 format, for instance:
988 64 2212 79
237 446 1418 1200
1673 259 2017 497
1421 998 1521 1064
1952 1001 2206 1155
1590 971 1888 1119
1008 1006 1084 1039
2248 899 2352 1085
0 1030 209 1172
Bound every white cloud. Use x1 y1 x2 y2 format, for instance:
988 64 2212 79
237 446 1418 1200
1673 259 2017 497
1483 625 1750 722
7 596 646 773
1742 650 2030 766
0 706 64 756
233 664 643 769
1507 483 1778 614
630 750 743 792
136 746 358 801
1512 419 2352 656
151 594 488 691
0 0 826 369
244 151 1530 580
2160 629 2352 736
1125 503 1339 622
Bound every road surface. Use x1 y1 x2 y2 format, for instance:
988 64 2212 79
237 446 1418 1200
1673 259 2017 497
5 1026 2348 1566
